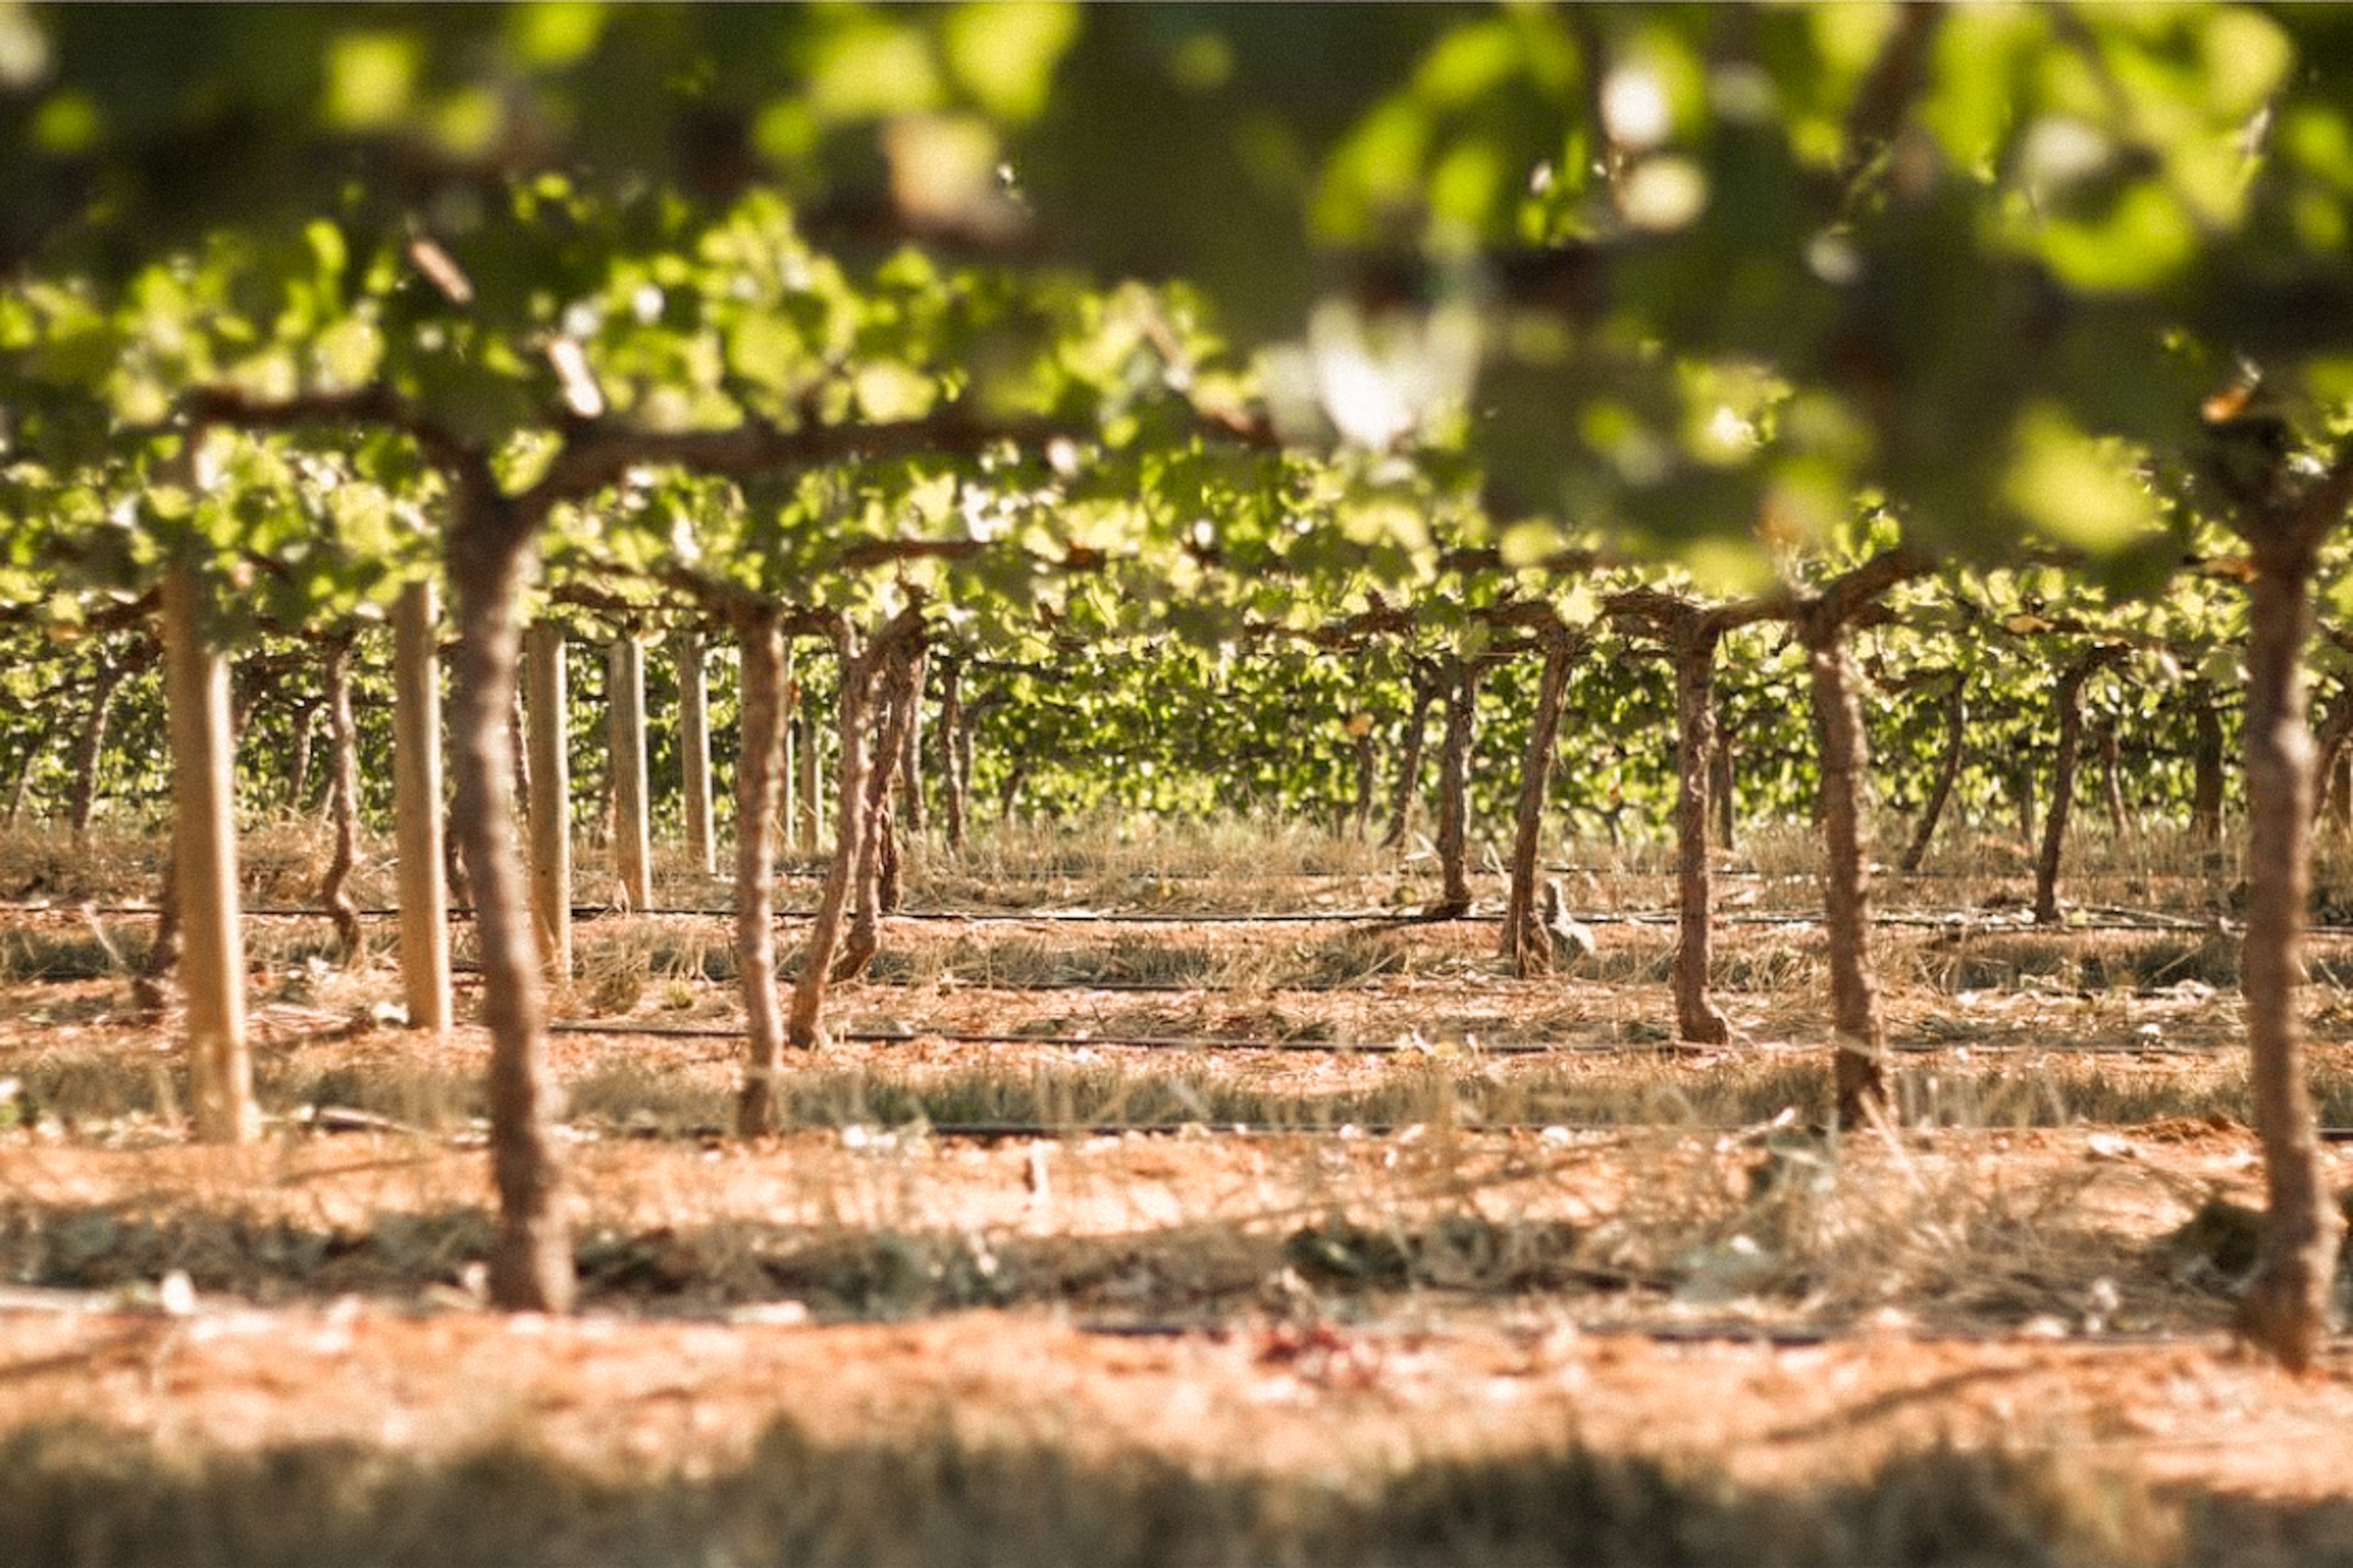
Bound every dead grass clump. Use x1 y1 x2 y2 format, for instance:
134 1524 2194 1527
936 814 1394 903
1713 934 1822 993
0 926 137 983
864 932 1232 990
0 825 157 903
238 820 344 907
1280 1211 1587 1295
1567 1124 2201 1336
0 1199 494 1301
565 1058 733 1134
1288 928 1415 986
1910 931 2243 995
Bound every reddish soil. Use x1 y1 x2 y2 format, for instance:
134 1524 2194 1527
0 877 2350 1561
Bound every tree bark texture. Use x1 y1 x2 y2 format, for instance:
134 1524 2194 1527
392 580 452 1035
67 646 137 843
2033 653 2109 926
1669 623 1732 1045
2309 678 2353 833
676 629 715 878
285 700 318 816
163 555 256 1144
319 635 364 962
2234 531 2345 1371
2094 718 2127 834
133 841 182 1020
878 645 918 914
997 759 1027 825
1901 676 1966 874
1801 620 1887 1125
731 608 791 1136
793 647 823 858
3 715 52 827
1709 701 1736 852
834 640 920 982
524 624 572 981
937 656 968 852
1349 729 1377 843
896 644 927 840
2191 692 2227 861
1431 658 1479 917
1500 632 1576 975
787 612 920 1049
509 684 531 827
1381 665 1441 850
448 501 573 1314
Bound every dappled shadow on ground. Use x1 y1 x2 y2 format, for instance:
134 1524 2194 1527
0 1410 2279 1568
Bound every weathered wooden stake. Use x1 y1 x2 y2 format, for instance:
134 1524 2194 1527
793 643 822 857
162 553 256 1144
676 629 714 880
525 623 572 979
392 580 452 1034
779 640 800 854
608 634 652 911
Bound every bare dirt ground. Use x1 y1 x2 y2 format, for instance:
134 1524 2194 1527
0 838 2350 1564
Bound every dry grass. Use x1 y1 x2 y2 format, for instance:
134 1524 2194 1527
0 1409 2210 1568
3 814 2353 1563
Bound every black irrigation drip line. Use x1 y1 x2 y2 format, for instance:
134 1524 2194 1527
1069 1319 2230 1351
549 1020 2246 1060
554 1021 1577 1055
0 901 2291 937
847 1121 2353 1142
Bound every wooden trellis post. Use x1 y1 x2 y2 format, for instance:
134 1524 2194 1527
676 628 714 879
608 632 652 910
392 579 452 1034
793 643 822 857
525 623 572 979
779 640 799 854
162 551 256 1143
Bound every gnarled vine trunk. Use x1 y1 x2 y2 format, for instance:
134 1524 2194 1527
896 644 927 840
1381 664 1441 850
1709 699 1736 853
1347 727 1377 843
732 607 791 1136
1431 658 1479 918
937 655 968 852
2309 678 2353 833
2231 459 2353 1372
1669 622 1731 1045
67 644 140 844
447 489 572 1314
284 700 319 816
2033 651 2116 926
2094 717 2128 835
835 638 920 981
1500 630 1577 974
788 608 922 1048
319 634 363 962
1901 675 1966 874
1802 619 1886 1125
3 714 53 827
2191 696 2227 843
